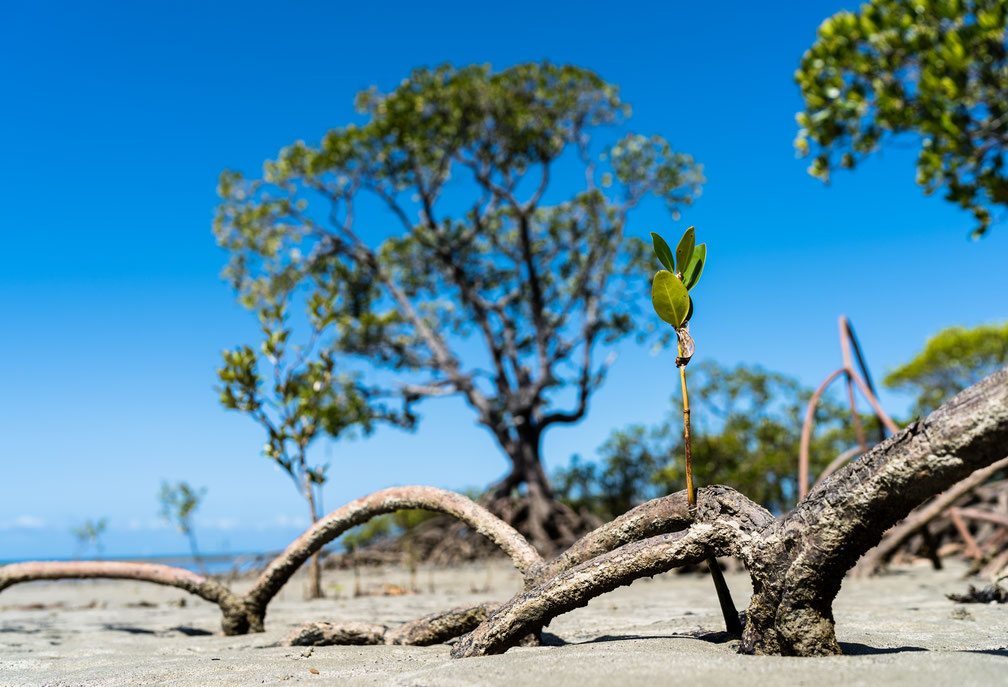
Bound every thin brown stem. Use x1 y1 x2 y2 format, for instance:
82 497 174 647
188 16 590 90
677 343 694 507
676 343 740 635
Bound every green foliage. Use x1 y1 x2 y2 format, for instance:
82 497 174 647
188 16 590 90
884 320 1008 415
555 362 863 516
682 243 706 291
675 226 695 275
216 292 411 524
215 62 704 494
651 270 691 328
554 426 668 519
158 481 208 571
71 518 108 557
796 0 1008 237
650 232 675 272
341 509 439 551
649 227 705 330
158 481 205 535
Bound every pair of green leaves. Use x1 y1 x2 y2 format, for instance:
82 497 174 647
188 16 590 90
650 227 706 329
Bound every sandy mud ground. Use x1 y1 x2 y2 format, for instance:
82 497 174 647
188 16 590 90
1 559 1005 686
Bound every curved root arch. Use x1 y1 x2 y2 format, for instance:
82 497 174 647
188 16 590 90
0 561 225 602
0 560 251 632
244 485 542 615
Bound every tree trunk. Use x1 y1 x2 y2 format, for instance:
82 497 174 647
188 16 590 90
487 424 580 554
304 484 324 600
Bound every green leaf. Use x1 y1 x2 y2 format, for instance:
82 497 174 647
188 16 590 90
675 227 695 276
683 243 706 291
650 232 675 272
651 270 690 328
685 295 694 323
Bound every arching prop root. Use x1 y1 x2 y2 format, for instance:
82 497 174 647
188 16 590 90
0 561 256 635
280 602 501 647
855 455 1008 575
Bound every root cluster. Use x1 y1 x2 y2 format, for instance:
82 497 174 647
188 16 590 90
2 367 1006 657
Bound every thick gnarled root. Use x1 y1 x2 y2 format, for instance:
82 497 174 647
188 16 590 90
279 603 502 647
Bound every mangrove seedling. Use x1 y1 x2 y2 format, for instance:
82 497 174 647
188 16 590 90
650 226 742 635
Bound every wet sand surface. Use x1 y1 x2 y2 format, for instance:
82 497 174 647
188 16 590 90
1 560 1005 686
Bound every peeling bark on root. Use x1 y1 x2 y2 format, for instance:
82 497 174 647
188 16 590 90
537 485 774 583
279 603 501 647
452 487 774 657
385 602 501 645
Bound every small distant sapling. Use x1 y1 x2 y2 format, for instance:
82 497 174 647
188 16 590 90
650 227 742 635
159 481 207 575
71 518 107 559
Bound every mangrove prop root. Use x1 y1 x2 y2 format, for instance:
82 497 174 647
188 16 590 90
244 486 542 625
2 368 1006 656
280 602 503 647
452 521 756 658
282 621 389 646
458 367 1008 657
855 455 1008 575
385 602 501 646
0 561 255 635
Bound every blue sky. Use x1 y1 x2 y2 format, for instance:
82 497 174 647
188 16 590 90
2 1 1006 560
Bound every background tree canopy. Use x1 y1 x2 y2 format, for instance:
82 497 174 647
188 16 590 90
561 321 1007 520
554 361 866 518
795 0 1008 237
214 62 703 551
884 320 1008 415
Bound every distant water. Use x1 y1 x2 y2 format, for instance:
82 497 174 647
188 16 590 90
0 552 281 577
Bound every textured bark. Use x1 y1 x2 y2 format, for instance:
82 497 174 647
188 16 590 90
741 367 1008 656
282 621 388 646
452 526 735 657
278 603 501 647
855 455 1008 574
384 602 501 645
534 490 693 583
0 561 254 635
452 487 774 657
455 368 1008 658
